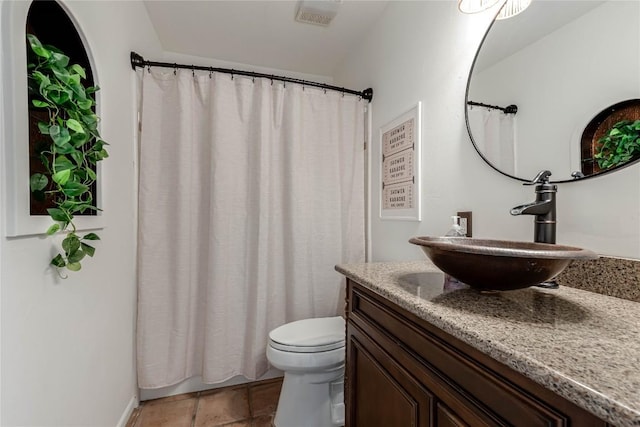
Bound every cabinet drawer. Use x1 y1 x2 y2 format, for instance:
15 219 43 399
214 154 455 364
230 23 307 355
348 281 604 427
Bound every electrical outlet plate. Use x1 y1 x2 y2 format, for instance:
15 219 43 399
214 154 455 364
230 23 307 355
457 211 472 237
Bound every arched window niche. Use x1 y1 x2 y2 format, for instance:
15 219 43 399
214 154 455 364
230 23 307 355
2 0 104 236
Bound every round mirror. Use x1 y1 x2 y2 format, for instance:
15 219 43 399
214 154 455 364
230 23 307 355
465 0 640 183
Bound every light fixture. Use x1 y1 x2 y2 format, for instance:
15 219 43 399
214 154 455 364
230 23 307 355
495 0 532 19
458 0 532 20
458 0 501 15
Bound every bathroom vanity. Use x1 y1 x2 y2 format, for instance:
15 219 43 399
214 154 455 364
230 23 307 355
336 261 640 427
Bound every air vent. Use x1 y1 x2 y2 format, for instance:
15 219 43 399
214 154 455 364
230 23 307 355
295 0 342 26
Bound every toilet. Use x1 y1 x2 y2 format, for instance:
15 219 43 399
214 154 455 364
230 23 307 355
266 316 346 427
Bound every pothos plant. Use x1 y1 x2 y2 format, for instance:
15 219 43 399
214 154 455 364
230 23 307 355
27 34 108 274
594 119 640 170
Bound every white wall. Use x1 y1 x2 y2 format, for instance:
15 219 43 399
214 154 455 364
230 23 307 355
0 1 161 426
334 1 640 261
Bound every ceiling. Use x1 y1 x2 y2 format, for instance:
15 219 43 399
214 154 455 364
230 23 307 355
143 0 390 77
474 0 605 71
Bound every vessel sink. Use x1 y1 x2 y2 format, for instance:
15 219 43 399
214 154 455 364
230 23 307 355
408 236 598 291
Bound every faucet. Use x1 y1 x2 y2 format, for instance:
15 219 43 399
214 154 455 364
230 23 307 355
510 170 557 244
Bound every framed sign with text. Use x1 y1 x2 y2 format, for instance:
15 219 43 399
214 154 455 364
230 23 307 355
380 102 421 221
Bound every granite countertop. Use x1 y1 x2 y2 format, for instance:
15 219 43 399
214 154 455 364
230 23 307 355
335 260 640 427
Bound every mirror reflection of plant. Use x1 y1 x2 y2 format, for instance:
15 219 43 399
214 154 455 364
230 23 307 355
594 119 640 170
27 34 108 274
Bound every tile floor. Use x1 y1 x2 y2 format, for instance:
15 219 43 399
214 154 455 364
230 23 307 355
126 377 283 427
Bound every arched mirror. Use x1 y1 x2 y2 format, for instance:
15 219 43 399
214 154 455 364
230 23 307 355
465 0 640 183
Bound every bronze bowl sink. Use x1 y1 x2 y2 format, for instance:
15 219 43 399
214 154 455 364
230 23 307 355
409 236 599 291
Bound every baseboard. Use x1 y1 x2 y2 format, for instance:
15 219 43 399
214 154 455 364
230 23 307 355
116 395 138 427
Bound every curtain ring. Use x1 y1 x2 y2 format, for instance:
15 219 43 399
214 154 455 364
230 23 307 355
270 75 274 86
323 88 327 94
191 66 195 78
231 69 234 80
146 65 151 73
209 67 212 79
173 63 177 75
252 77 255 84
302 85 305 91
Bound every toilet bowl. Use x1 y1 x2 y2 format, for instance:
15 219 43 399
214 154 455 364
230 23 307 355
266 316 346 427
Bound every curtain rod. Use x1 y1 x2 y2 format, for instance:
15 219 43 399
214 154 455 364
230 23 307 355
130 52 373 103
467 101 518 114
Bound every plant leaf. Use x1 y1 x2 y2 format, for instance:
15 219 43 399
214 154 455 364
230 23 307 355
81 114 98 125
62 234 81 255
86 168 97 180
66 119 84 134
54 155 74 171
70 64 87 79
46 223 61 235
50 52 70 68
47 208 68 222
33 190 45 202
70 150 83 166
32 99 50 108
52 127 71 147
83 232 100 241
76 99 92 110
80 243 95 257
57 143 76 155
71 132 89 148
62 182 89 197
30 173 48 192
49 125 60 137
66 262 81 272
67 250 86 264
37 121 51 135
27 34 51 59
48 89 70 105
50 254 66 268
52 169 71 185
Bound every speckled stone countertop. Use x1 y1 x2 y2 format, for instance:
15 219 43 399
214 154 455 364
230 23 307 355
335 260 640 427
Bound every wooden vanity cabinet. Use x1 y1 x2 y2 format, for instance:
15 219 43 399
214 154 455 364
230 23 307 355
345 279 609 427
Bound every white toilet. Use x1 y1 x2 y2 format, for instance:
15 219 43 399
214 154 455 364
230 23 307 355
266 316 346 427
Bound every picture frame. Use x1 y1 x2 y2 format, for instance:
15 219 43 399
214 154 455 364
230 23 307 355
379 102 421 221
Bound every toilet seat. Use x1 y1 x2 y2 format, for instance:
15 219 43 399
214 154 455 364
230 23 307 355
269 316 345 353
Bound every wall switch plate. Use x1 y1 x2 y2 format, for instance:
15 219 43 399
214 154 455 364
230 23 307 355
457 211 472 237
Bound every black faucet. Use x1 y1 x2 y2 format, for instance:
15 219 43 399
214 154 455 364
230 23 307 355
510 170 557 244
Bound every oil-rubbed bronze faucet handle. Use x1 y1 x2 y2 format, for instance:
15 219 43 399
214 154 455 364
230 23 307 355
524 170 552 185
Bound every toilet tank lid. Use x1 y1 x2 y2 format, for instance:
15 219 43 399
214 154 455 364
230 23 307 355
269 316 345 347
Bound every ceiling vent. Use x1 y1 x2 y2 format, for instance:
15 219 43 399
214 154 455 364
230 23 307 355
295 0 342 26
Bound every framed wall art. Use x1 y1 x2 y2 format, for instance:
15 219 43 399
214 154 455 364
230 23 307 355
379 102 421 221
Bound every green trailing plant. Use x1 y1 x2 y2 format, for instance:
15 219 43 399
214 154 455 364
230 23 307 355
594 119 640 170
27 34 108 274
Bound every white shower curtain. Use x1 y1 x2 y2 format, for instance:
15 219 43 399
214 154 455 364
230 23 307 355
468 106 516 175
136 68 365 389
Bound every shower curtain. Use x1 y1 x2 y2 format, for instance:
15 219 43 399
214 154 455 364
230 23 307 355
468 106 516 175
136 68 365 389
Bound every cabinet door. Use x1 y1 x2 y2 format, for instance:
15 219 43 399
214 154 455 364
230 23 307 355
346 323 432 427
436 403 469 427
346 280 609 427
